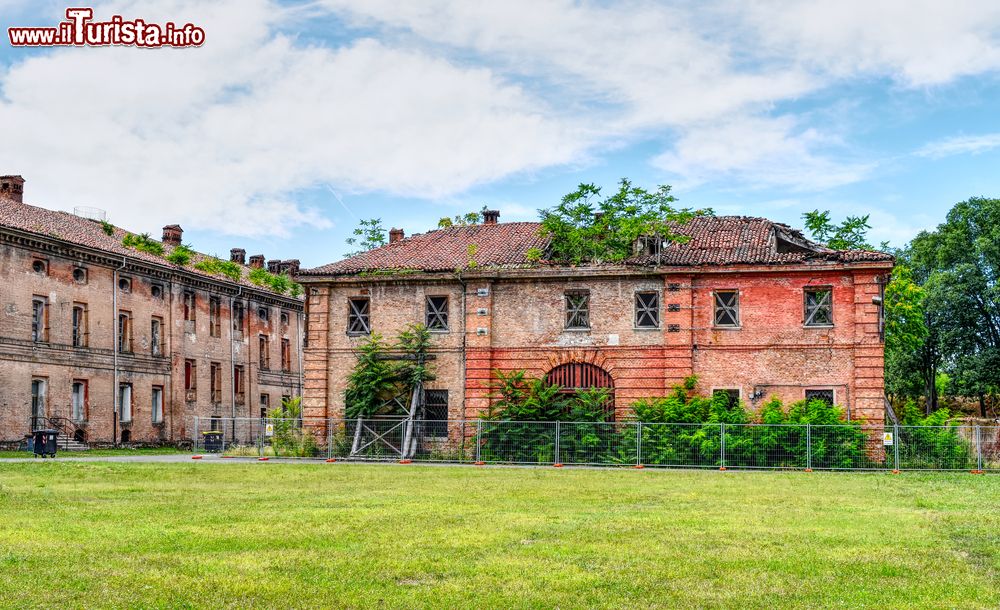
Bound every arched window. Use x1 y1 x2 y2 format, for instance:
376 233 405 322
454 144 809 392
545 362 615 414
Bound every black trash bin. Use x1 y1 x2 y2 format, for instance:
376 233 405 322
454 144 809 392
202 430 224 453
32 429 58 458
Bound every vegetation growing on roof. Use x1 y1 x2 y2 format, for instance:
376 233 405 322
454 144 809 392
100 220 115 236
539 179 707 265
194 257 243 282
165 244 194 266
248 267 302 297
344 218 387 257
438 206 486 228
122 232 165 256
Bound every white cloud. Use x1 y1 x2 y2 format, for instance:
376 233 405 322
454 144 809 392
916 133 1000 158
652 115 874 191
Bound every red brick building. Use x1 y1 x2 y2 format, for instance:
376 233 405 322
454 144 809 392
298 212 894 425
0 175 303 447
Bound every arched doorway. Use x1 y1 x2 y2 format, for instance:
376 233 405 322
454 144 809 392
545 362 615 415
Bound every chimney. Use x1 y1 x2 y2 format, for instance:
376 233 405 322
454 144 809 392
389 228 404 244
230 248 246 264
267 259 280 273
248 255 265 269
0 175 25 203
162 224 183 246
483 209 500 225
286 259 300 275
278 261 291 275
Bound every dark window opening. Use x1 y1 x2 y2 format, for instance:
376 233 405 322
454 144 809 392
565 290 590 330
31 296 48 342
426 296 449 331
32 259 47 274
714 290 740 327
348 298 370 335
118 277 131 292
259 335 270 370
72 304 87 348
422 390 449 438
635 292 659 328
72 267 87 283
209 297 221 338
712 388 741 408
805 389 834 405
804 288 833 326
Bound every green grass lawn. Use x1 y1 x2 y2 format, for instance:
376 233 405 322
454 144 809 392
0 464 997 609
0 447 188 459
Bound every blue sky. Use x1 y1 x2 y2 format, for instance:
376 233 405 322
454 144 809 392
2 0 1000 267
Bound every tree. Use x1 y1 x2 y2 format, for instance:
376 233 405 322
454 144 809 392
344 218 387 257
539 179 706 265
802 210 876 250
438 207 486 228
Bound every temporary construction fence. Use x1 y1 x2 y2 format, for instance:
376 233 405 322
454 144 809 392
191 417 1000 472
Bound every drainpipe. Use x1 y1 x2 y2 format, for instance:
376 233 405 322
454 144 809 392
112 256 126 447
297 309 304 400
458 274 467 421
230 287 241 442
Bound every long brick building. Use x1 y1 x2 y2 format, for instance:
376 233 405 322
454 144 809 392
298 211 893 425
0 175 303 447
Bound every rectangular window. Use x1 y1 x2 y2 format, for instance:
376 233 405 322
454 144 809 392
118 383 132 423
281 338 291 371
565 290 590 330
259 335 270 370
426 296 449 331
234 366 245 405
71 380 87 422
72 303 88 347
184 359 197 401
30 378 47 424
423 389 449 439
209 296 221 337
804 287 833 327
210 362 222 403
31 296 48 342
151 386 163 424
259 393 270 419
805 389 834 405
232 301 244 339
117 310 133 353
347 298 371 335
712 388 741 408
714 290 740 327
210 416 221 432
635 292 659 328
151 316 163 356
183 291 196 321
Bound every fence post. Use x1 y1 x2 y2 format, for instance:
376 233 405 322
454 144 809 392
636 422 643 468
719 423 727 471
554 421 561 467
193 416 199 453
475 419 483 464
805 423 812 472
893 423 900 473
327 418 333 461
976 425 983 473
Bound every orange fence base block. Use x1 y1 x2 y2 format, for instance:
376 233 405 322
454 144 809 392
474 461 485 466
191 455 203 460
719 466 727 471
971 470 985 475
633 464 645 469
553 463 564 468
804 468 813 473
399 459 413 464
258 457 269 461
891 469 900 474
325 458 337 463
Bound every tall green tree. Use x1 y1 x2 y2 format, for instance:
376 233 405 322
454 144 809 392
344 218 387 257
538 179 706 265
802 210 876 250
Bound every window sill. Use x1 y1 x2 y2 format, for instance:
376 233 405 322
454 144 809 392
428 329 450 334
712 325 742 331
563 328 591 333
803 325 835 329
633 326 661 331
346 332 370 338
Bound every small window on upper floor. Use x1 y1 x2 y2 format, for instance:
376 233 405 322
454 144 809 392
118 276 131 293
565 290 590 330
72 267 87 284
804 287 833 327
348 298 370 335
426 296 449 331
714 291 740 327
258 306 269 323
151 283 164 299
635 292 659 329
32 259 48 275
280 311 289 327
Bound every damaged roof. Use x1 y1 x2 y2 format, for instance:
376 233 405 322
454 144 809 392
301 215 893 277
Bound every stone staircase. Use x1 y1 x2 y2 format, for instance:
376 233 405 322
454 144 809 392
56 434 89 451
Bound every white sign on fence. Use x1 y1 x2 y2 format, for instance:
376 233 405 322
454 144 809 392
265 423 274 438
883 432 894 446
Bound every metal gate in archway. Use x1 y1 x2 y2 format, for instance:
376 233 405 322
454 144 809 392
545 362 615 412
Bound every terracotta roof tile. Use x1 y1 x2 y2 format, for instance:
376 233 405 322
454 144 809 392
302 215 893 276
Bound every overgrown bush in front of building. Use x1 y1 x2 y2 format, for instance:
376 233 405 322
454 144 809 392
268 396 319 457
895 402 974 469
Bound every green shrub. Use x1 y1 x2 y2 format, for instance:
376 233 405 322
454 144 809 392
100 220 115 236
122 232 164 256
896 406 974 469
194 257 243 281
247 267 302 296
166 244 194 266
